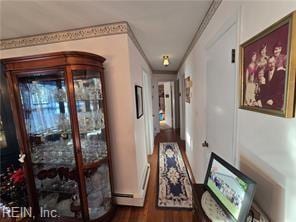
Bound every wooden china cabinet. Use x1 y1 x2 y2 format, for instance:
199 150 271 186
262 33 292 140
1 52 115 221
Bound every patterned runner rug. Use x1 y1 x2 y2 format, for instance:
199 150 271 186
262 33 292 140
158 142 192 209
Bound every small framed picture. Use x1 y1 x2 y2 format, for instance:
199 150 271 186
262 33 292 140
240 11 296 117
135 85 143 119
185 76 192 103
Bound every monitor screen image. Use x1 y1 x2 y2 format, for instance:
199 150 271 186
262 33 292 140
204 153 256 221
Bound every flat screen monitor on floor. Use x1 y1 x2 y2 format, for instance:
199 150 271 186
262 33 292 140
204 152 256 222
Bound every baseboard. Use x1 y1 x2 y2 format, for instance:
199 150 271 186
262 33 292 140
114 163 150 207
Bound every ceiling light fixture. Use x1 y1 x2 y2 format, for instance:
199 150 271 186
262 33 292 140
163 56 169 67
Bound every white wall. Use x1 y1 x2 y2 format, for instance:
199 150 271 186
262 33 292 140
0 34 147 202
152 74 177 135
178 1 296 221
127 36 151 196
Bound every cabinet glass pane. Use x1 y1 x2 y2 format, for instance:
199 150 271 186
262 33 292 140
73 70 107 165
0 91 7 149
85 164 112 220
18 71 82 218
0 115 7 149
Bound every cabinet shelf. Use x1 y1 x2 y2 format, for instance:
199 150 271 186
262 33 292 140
32 161 75 167
80 128 104 135
76 99 103 102
38 189 76 195
83 156 108 170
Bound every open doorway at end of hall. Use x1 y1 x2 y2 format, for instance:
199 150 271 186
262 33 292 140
158 81 173 130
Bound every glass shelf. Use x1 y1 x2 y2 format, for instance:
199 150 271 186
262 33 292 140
38 190 76 195
32 161 76 167
83 156 108 170
76 99 103 102
31 139 75 165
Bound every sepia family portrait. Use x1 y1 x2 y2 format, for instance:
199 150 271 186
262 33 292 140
240 13 296 118
243 24 288 110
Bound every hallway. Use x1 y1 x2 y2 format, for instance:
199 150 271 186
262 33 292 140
112 129 194 222
1 2 295 221
159 121 171 130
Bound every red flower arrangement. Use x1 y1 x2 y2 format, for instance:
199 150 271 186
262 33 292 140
10 168 25 184
0 165 27 207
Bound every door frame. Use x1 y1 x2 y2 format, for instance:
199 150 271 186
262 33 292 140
159 81 174 129
142 69 154 155
205 11 241 167
174 79 180 129
179 73 186 140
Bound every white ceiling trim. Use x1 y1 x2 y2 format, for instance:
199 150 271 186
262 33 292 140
177 0 222 72
126 23 153 71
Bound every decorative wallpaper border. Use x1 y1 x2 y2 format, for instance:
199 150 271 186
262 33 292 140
177 0 222 71
0 22 129 50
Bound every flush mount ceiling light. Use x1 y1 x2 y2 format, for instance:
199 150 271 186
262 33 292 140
163 56 170 67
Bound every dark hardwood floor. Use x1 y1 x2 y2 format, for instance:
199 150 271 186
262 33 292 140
111 128 194 222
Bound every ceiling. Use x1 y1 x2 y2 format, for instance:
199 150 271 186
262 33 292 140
0 1 212 71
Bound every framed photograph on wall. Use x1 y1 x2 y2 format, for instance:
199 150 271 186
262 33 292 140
135 85 143 119
185 76 192 103
240 11 296 117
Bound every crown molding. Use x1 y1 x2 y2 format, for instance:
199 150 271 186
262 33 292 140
152 70 177 75
126 23 153 71
177 0 222 71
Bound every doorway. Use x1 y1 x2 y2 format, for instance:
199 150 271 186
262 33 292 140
204 22 237 169
158 81 173 130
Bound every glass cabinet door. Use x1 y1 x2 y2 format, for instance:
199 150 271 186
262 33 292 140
0 115 7 149
0 90 7 149
85 164 112 219
18 71 82 218
72 70 107 165
72 70 112 219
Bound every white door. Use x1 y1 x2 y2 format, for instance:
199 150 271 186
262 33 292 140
205 23 237 165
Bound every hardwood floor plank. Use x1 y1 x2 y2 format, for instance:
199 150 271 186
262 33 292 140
111 128 194 222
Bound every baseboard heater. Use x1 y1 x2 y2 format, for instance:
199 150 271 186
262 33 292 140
113 164 150 206
113 193 134 198
142 165 150 190
112 165 150 198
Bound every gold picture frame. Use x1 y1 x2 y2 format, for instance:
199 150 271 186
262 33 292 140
240 11 296 118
